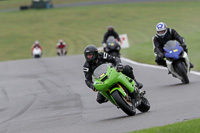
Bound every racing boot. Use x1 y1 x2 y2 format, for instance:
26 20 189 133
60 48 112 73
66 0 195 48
190 62 194 68
135 80 143 89
183 49 194 68
96 92 108 104
168 71 171 74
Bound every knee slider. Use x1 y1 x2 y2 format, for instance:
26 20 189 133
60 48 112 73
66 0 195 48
96 98 104 104
123 65 133 73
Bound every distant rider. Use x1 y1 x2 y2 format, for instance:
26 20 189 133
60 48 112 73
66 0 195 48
102 26 121 48
56 39 67 55
83 45 143 104
31 40 43 55
153 22 194 68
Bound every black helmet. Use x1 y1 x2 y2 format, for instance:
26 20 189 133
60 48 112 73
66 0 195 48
107 26 114 32
84 45 98 62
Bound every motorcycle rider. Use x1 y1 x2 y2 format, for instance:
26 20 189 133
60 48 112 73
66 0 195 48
83 45 143 104
153 22 194 68
31 40 43 55
56 39 67 55
102 26 121 48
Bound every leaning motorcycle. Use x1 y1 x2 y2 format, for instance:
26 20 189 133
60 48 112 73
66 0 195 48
163 40 190 84
93 64 150 116
32 46 42 58
104 36 121 58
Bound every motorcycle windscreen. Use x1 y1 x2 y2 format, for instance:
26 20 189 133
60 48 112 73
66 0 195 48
33 47 42 55
93 64 109 79
164 41 183 59
106 36 116 43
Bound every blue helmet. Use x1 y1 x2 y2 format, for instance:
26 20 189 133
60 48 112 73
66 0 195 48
156 22 167 37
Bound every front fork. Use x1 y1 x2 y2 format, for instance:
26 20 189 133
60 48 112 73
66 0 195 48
109 83 146 107
117 84 132 103
116 83 146 107
109 84 132 106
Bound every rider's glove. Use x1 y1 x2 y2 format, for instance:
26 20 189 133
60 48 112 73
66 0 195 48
158 52 165 59
116 64 124 72
118 42 121 45
182 43 187 50
103 43 106 48
105 48 109 52
116 46 120 51
91 85 97 92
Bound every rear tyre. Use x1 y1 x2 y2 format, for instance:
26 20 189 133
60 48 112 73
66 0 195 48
137 97 150 113
174 60 189 84
112 90 136 116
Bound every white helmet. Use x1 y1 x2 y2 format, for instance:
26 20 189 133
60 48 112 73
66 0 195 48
156 22 167 37
59 39 63 43
35 40 39 45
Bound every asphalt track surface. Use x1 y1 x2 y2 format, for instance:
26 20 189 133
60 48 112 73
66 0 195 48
0 55 200 133
1 0 200 133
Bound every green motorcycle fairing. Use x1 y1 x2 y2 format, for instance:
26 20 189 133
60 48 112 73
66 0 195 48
93 64 135 106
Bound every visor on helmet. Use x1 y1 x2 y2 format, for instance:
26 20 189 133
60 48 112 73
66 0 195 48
86 53 94 60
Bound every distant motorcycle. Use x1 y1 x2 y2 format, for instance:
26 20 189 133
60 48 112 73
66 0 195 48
104 36 121 58
93 64 150 116
164 40 190 84
57 48 67 56
32 46 42 58
57 43 67 56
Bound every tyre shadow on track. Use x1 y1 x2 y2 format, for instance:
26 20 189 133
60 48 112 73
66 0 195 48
99 111 151 122
163 83 187 87
160 80 198 91
156 81 194 90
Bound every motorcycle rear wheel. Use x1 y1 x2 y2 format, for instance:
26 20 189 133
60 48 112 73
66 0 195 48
112 90 136 116
137 96 150 113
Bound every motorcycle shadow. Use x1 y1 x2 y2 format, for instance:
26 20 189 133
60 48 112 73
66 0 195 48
99 111 151 122
161 82 190 89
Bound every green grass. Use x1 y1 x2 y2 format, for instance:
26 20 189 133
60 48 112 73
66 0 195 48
0 1 200 132
0 1 200 71
128 118 200 133
0 0 107 10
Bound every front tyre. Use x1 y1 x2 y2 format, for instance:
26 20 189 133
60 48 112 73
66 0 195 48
34 55 41 58
112 91 136 116
174 60 189 84
137 96 150 113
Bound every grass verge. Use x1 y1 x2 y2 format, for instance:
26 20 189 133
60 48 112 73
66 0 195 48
0 0 107 10
0 1 199 71
128 118 200 133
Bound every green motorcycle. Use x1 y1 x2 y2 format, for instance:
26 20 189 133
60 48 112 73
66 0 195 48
93 64 150 116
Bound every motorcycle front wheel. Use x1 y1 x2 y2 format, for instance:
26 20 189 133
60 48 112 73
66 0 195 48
174 60 189 84
112 90 136 116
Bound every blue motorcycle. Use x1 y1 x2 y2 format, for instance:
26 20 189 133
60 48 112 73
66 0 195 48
164 40 190 84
